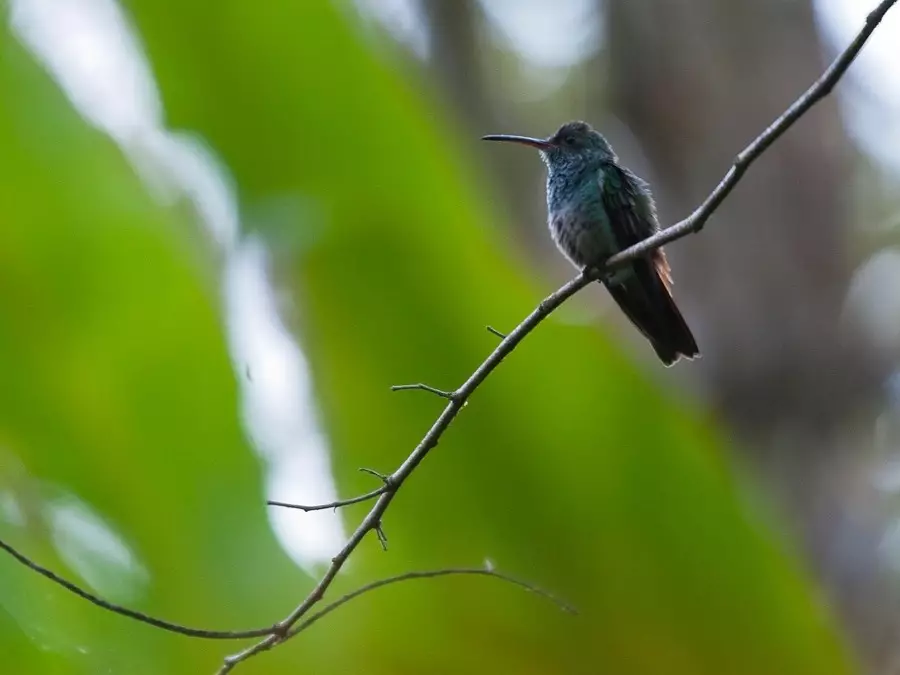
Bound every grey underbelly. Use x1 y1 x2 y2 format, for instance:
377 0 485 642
550 213 623 272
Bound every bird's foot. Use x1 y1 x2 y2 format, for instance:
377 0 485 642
582 265 608 283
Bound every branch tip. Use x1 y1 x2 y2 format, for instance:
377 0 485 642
0 536 277 641
390 383 456 399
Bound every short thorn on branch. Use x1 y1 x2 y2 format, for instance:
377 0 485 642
358 466 394 486
390 383 458 400
486 325 507 339
374 522 389 551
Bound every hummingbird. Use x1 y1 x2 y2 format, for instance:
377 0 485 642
482 121 698 366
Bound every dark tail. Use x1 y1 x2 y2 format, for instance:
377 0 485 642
605 259 699 366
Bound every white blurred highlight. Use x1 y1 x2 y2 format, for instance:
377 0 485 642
10 0 161 142
845 249 900 355
225 239 346 561
479 0 600 68
0 490 25 527
9 0 343 571
47 495 149 602
815 0 900 175
354 0 429 58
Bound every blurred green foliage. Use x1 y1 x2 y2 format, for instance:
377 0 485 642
0 1 855 674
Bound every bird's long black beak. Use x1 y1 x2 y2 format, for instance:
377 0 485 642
481 134 553 150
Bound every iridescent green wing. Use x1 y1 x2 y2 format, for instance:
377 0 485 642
599 163 672 287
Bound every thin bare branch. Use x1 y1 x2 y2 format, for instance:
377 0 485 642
0 537 276 640
390 383 457 399
216 567 575 673
298 568 577 635
290 568 576 639
266 485 387 513
218 2 897 670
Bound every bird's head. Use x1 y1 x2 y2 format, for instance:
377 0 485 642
482 121 616 170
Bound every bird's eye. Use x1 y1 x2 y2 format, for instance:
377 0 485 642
564 135 576 146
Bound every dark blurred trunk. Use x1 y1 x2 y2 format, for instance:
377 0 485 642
420 0 550 254
607 0 894 668
420 0 489 129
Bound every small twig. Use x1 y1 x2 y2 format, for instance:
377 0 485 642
216 567 574 673
358 467 392 484
266 485 387 513
374 522 389 551
0 537 276 640
267 467 397 513
390 383 457 400
486 325 507 339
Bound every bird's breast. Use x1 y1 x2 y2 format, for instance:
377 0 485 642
549 204 617 270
